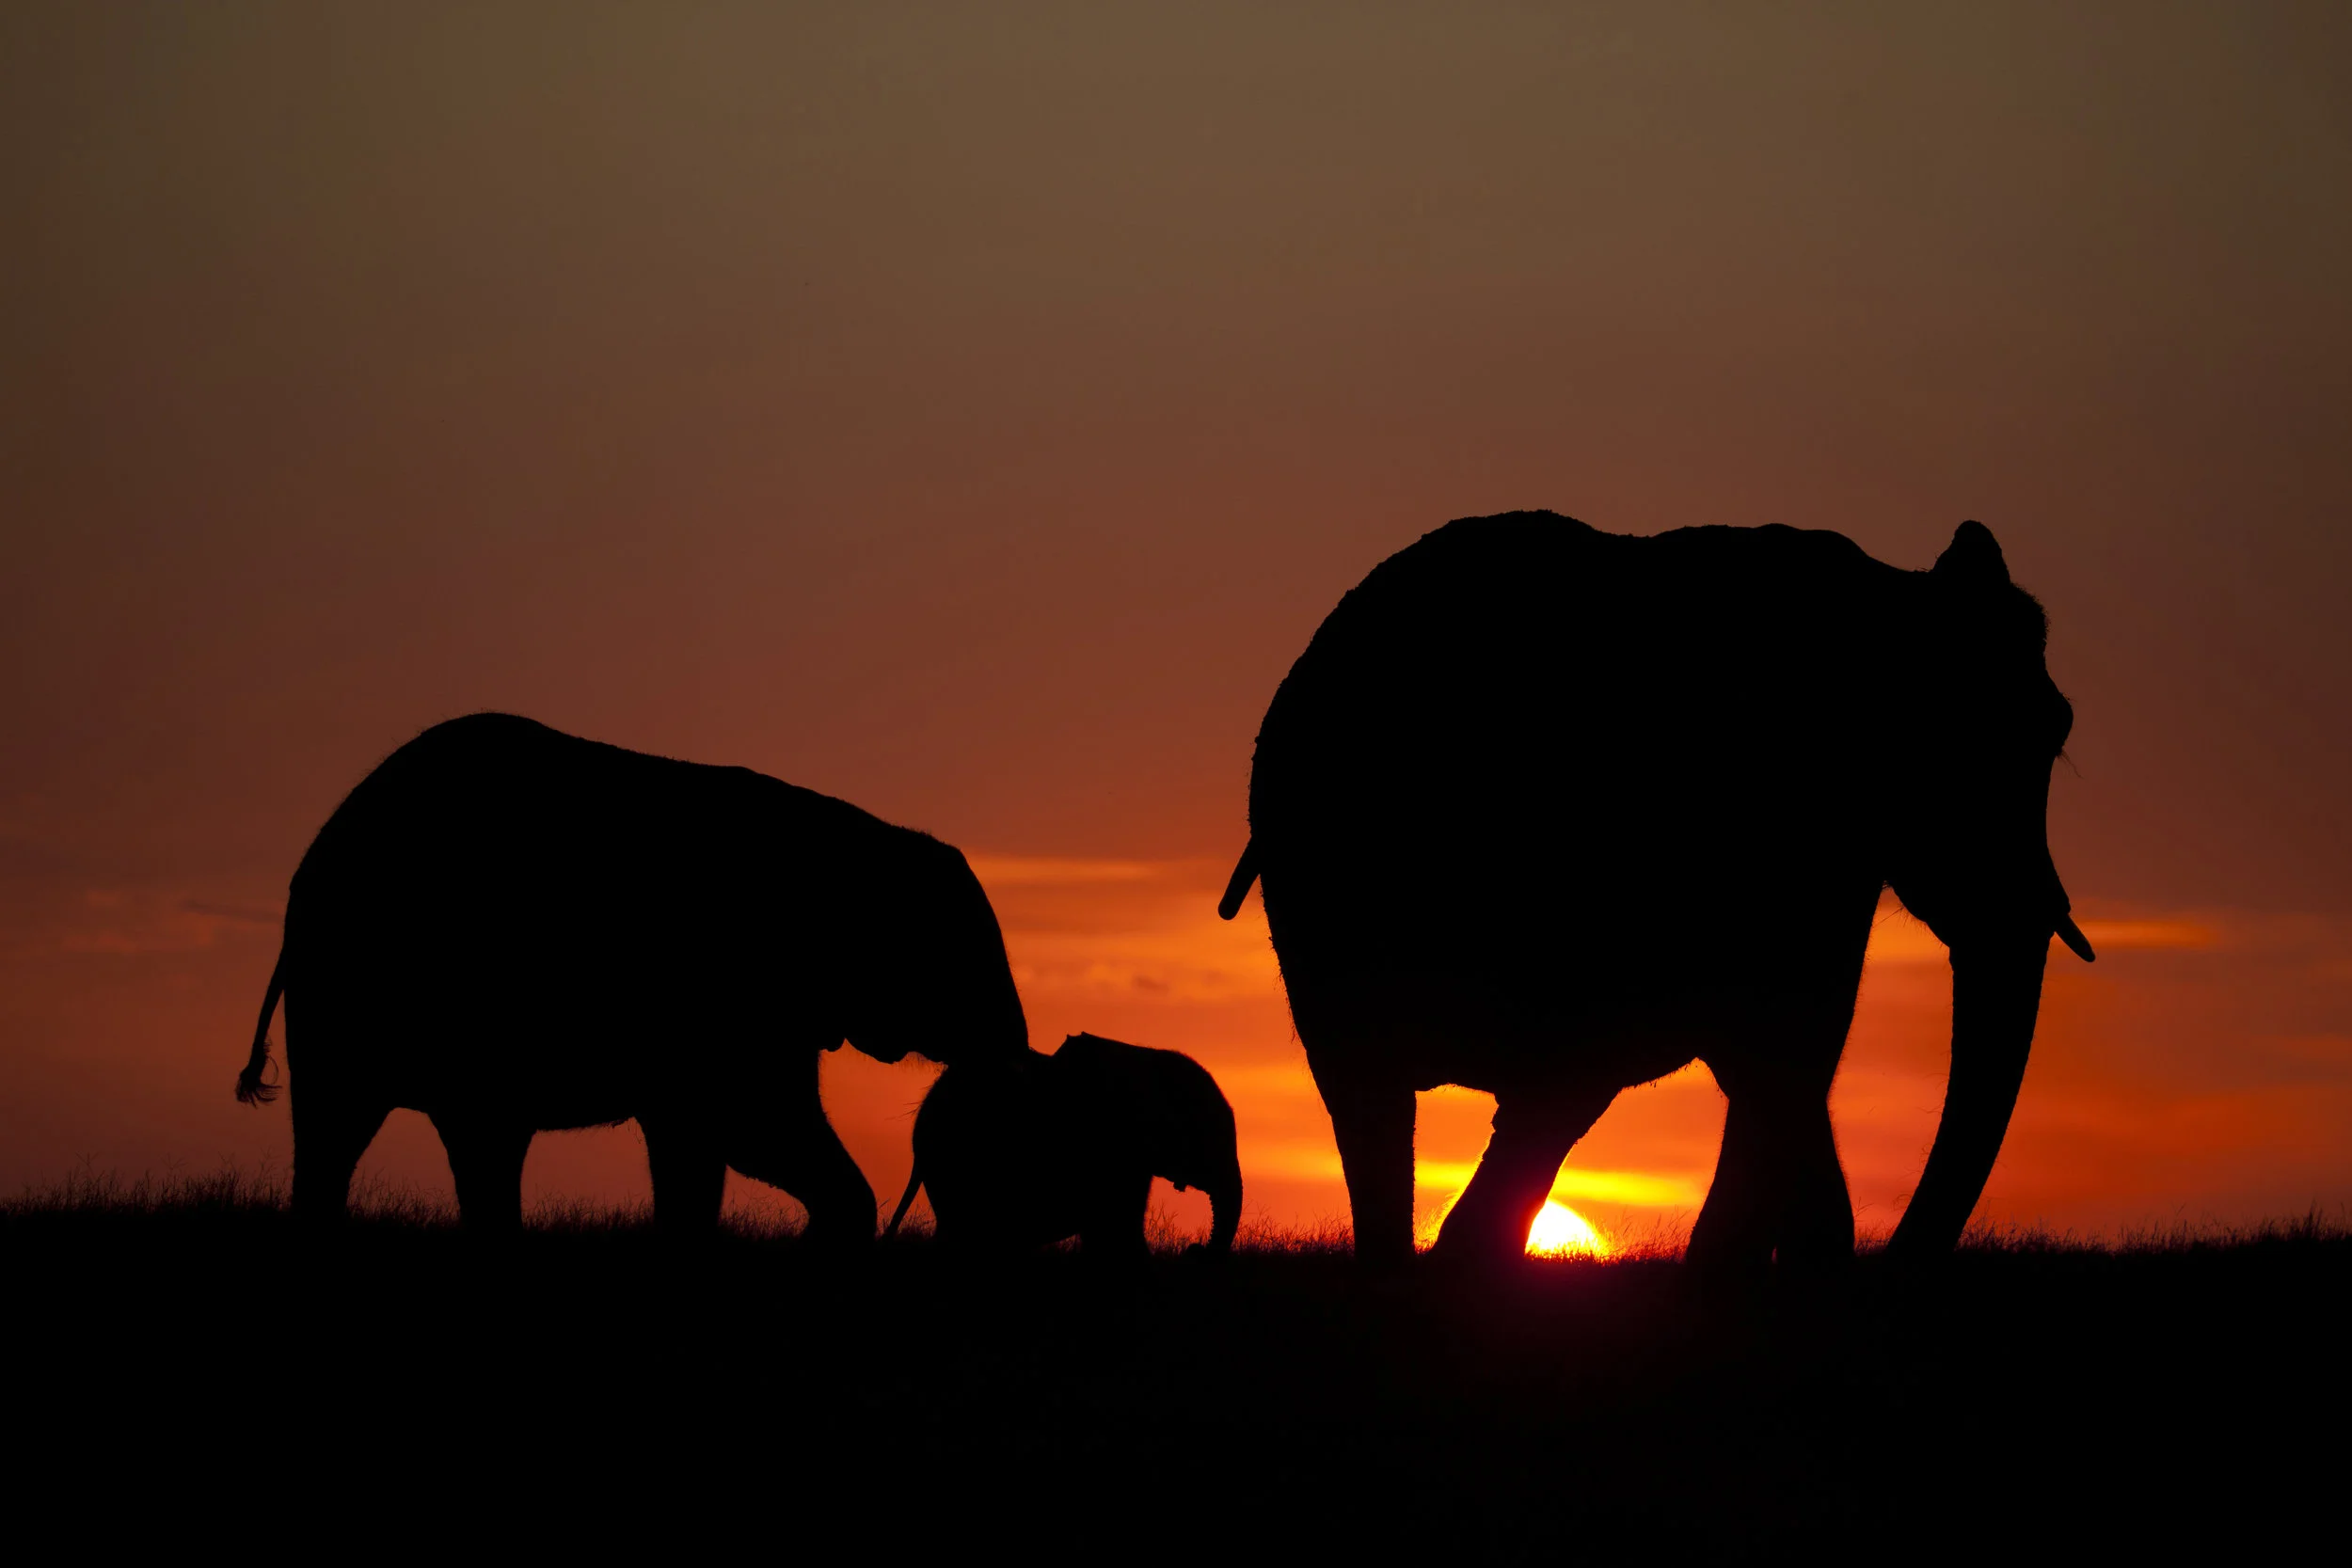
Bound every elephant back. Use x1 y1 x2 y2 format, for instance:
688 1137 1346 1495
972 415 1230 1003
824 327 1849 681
1247 514 1903 988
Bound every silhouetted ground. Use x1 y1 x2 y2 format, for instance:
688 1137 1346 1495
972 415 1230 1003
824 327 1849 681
7 1174 2344 1554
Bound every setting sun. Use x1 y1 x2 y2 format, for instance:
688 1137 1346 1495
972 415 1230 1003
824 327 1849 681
1526 1201 1612 1258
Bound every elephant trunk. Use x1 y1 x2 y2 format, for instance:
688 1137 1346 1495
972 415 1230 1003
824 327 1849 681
1204 1161 1243 1256
1887 939 2050 1258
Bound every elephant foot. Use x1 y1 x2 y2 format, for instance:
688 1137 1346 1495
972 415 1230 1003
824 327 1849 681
1683 1222 1772 1278
1350 1236 1418 1275
1424 1234 1535 1283
1079 1230 1151 1271
1774 1235 1857 1275
800 1215 878 1257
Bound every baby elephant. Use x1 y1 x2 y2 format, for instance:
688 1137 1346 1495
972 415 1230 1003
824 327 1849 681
885 1033 1242 1258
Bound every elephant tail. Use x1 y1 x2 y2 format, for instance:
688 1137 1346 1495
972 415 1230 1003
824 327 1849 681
1216 839 1259 921
234 945 286 1106
882 1161 923 1240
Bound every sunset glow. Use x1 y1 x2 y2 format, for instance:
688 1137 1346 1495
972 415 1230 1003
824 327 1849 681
1527 1202 1611 1259
3 6 2347 1251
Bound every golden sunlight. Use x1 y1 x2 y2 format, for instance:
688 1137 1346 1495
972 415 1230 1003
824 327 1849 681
1526 1200 1612 1258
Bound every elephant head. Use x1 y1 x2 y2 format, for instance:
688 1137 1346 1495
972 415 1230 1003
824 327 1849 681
1883 521 2094 1256
1046 1033 1244 1256
844 836 1031 1069
1129 1068 1244 1257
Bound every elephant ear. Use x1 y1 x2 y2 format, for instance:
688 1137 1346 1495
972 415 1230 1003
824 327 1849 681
1932 520 2011 589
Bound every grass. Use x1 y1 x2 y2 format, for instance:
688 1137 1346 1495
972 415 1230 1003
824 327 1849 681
6 1174 2346 1550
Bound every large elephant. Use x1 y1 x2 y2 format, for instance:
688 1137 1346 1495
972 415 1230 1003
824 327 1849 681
235 713 1031 1241
1218 514 2093 1269
884 1033 1243 1258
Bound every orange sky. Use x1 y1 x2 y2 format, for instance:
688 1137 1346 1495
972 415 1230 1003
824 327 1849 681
4 5 2348 1243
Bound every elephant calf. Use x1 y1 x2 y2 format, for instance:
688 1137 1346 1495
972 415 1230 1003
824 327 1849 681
885 1034 1242 1259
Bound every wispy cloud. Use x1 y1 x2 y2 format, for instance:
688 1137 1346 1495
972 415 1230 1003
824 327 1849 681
20 888 281 958
1412 1158 1707 1208
975 852 1281 1004
965 854 1168 887
1865 899 2222 965
1248 1143 1708 1212
2078 918 2220 951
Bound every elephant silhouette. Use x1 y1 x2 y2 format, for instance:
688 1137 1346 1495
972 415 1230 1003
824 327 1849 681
885 1033 1243 1258
1218 514 2093 1270
234 713 1031 1240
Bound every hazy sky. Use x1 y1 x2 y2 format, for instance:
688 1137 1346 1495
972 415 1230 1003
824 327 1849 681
5 4 2347 1238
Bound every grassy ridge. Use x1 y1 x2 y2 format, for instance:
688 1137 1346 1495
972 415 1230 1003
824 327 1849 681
7 1175 2345 1550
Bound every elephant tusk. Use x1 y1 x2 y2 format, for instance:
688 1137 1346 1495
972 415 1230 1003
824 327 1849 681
2055 913 2096 963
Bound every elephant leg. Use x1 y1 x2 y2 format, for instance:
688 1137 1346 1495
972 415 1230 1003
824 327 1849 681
1079 1170 1152 1263
290 1086 390 1224
1774 1094 1854 1268
726 1111 877 1252
431 1115 534 1232
1431 1083 1615 1266
642 1119 725 1231
1688 1086 1779 1272
1316 1072 1416 1268
1688 1077 1852 1272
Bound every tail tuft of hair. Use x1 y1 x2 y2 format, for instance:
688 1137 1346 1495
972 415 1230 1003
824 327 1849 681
236 948 288 1105
235 1044 280 1105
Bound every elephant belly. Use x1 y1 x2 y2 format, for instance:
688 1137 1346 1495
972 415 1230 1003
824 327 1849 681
931 1181 1087 1248
928 1138 1135 1249
1275 904 1854 1099
286 895 793 1131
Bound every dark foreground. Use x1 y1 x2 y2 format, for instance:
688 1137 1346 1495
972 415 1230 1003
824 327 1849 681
8 1179 2345 1554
